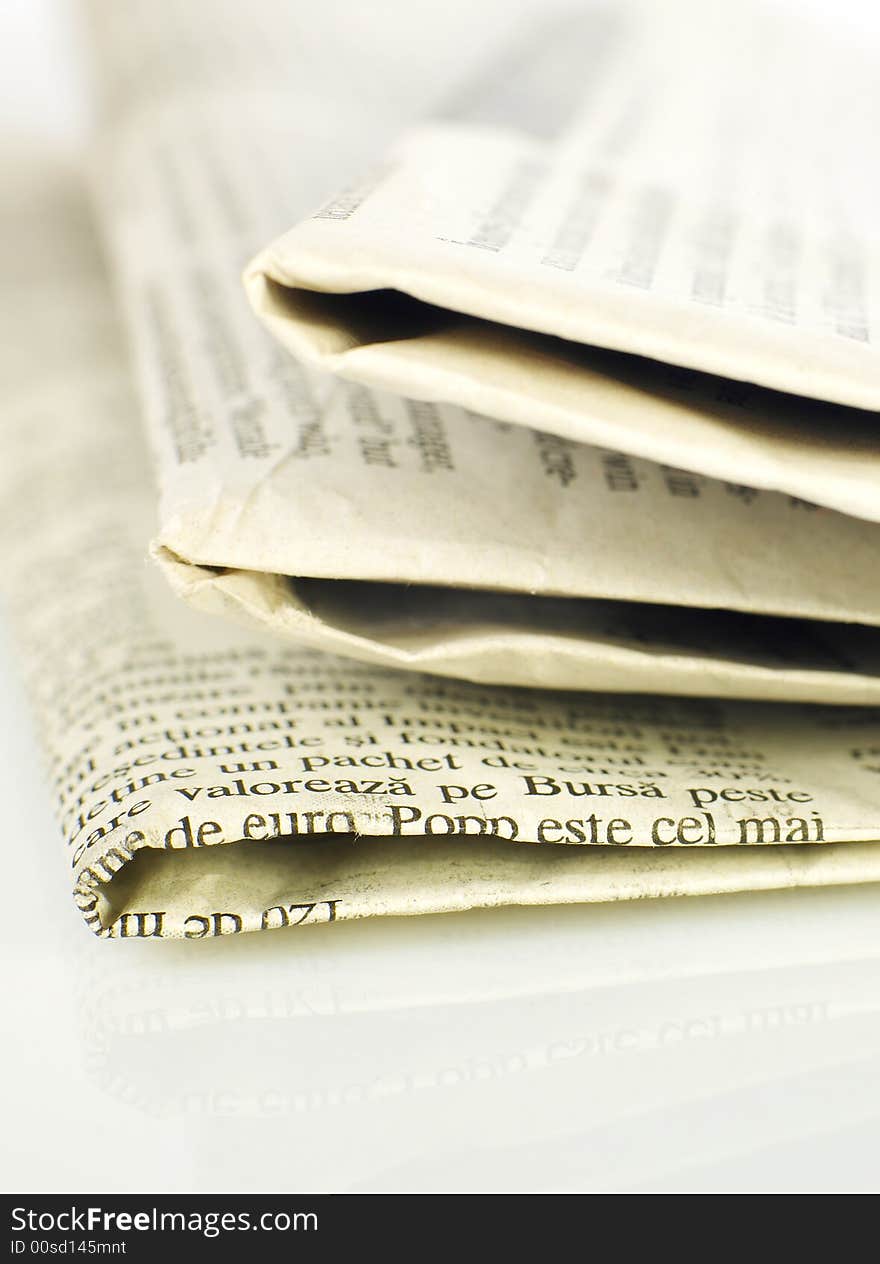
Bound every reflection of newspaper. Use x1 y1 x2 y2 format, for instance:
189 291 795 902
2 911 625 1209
10 156 880 940
82 0 880 702
74 889 880 1188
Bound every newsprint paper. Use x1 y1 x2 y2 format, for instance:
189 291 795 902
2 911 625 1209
85 0 880 704
5 2 880 940
8 156 880 942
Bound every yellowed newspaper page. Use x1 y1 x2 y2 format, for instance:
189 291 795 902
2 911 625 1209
82 0 880 701
8 154 880 940
247 1 880 521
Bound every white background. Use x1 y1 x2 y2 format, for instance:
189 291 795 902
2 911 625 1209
3 0 880 1194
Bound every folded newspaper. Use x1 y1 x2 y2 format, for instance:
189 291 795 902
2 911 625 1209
5 0 880 941
91 0 880 706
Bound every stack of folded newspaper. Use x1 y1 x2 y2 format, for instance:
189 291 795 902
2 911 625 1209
6 0 880 938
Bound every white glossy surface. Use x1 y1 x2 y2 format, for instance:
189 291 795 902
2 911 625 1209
4 0 880 1194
